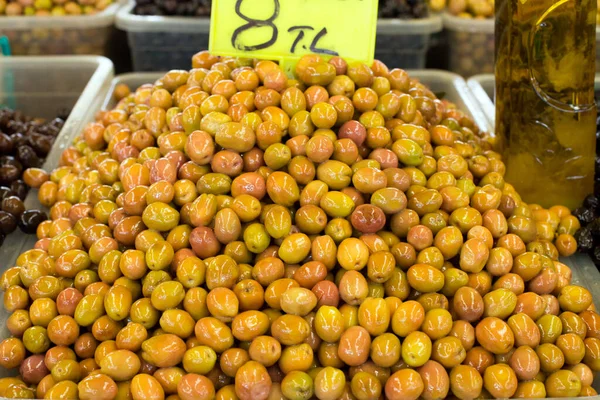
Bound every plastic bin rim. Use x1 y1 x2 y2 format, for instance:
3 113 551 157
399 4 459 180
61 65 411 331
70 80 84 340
442 12 494 34
468 73 495 90
117 0 442 35
377 15 443 34
0 1 121 30
116 1 210 33
0 54 113 69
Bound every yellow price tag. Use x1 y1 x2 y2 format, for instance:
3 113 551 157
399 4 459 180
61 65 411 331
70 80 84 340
209 0 378 73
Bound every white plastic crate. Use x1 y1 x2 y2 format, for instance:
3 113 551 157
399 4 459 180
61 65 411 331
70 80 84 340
0 56 114 271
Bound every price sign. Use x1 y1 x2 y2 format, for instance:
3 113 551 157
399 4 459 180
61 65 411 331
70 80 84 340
209 0 378 73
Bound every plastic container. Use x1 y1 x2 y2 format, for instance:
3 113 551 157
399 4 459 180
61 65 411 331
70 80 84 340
116 1 209 72
468 73 600 129
443 13 494 77
0 2 121 56
0 56 114 271
376 16 443 69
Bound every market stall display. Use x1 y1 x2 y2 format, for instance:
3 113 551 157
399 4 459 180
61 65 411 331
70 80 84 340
0 52 597 399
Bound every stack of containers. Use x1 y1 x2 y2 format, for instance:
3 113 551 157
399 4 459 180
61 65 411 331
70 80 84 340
117 0 443 72
0 3 122 56
442 13 494 77
0 56 115 268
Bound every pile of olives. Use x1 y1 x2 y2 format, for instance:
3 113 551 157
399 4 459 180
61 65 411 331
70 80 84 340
133 0 211 17
378 0 429 19
0 52 595 400
442 0 493 17
0 108 62 245
0 0 114 16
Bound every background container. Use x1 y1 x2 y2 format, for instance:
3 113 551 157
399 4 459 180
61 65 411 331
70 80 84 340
0 56 114 269
0 2 121 56
376 16 443 69
443 13 494 77
116 1 209 72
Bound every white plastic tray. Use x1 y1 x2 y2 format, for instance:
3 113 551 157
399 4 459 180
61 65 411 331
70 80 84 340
0 56 115 270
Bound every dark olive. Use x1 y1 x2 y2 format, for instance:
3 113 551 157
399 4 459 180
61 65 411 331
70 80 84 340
18 210 48 235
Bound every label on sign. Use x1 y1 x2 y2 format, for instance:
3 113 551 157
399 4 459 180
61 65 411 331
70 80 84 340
209 0 378 72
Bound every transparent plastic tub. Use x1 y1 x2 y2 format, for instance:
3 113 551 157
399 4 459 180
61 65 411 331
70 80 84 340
116 1 209 72
0 56 114 271
443 13 494 77
376 16 443 69
0 2 121 56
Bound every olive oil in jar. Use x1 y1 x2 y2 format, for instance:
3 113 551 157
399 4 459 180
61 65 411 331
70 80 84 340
495 0 597 209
